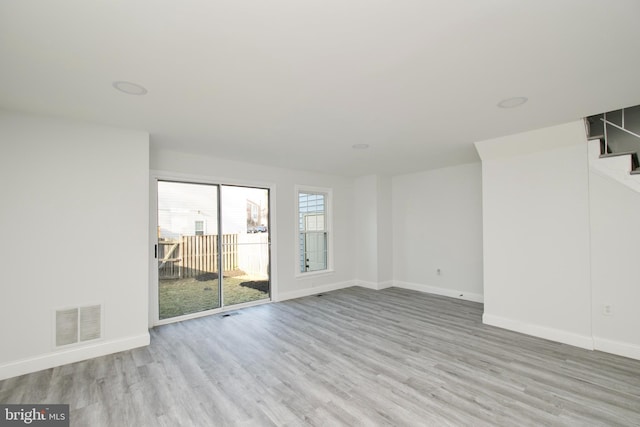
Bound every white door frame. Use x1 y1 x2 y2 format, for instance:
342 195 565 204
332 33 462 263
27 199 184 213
149 169 277 327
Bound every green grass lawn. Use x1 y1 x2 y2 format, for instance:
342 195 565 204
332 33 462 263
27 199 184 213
159 275 269 320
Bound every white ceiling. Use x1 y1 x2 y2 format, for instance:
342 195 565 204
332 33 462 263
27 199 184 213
2 0 640 177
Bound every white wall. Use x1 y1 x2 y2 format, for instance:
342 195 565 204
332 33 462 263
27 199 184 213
476 121 593 349
589 171 640 359
5 109 637 380
0 110 150 380
150 148 356 301
354 175 379 285
353 175 393 289
392 163 484 302
376 176 393 284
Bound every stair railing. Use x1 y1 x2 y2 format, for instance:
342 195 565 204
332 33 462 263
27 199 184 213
600 108 640 154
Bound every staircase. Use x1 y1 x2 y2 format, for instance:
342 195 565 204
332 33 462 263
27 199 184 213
586 106 640 192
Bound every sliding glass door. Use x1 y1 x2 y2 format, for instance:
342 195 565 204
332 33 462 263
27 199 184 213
221 185 270 306
156 181 270 322
157 181 221 320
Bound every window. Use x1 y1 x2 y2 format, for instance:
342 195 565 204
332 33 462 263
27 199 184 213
297 188 331 274
194 220 204 236
246 200 260 228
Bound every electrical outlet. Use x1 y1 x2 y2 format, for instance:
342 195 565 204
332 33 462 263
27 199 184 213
437 268 441 276
602 304 613 316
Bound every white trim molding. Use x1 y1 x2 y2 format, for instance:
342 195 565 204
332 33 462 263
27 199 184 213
482 313 594 350
394 281 484 303
593 337 640 361
356 280 393 291
276 280 355 302
149 170 278 327
0 333 150 381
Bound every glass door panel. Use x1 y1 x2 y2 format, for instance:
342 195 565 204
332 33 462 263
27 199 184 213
157 181 220 320
221 185 270 306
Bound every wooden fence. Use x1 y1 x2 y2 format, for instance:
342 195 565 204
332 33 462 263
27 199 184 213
158 234 238 279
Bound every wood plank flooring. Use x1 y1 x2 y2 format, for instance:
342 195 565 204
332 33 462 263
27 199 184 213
2 287 640 426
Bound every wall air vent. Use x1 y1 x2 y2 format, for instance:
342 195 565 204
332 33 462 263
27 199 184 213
55 304 102 347
55 308 79 347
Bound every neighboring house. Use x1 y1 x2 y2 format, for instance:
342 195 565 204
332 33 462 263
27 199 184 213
246 199 260 227
157 181 218 240
157 182 269 239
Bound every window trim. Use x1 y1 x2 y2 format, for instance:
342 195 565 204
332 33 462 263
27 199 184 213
295 185 333 278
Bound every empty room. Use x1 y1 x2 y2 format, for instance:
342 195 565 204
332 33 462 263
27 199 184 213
1 1 640 425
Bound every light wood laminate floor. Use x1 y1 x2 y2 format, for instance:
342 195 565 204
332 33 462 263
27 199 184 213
2 287 640 426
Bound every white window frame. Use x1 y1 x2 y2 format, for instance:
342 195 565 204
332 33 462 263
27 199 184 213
295 185 333 277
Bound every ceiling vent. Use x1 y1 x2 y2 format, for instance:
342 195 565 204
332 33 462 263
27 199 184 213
55 305 102 347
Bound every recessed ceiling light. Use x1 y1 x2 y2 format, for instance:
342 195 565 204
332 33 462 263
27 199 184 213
497 96 528 108
352 144 369 149
112 81 148 96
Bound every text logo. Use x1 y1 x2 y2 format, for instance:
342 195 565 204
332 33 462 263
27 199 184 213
0 405 69 427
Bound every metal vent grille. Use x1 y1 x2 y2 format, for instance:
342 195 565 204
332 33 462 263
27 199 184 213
56 308 79 347
221 312 240 318
80 305 101 341
55 305 102 347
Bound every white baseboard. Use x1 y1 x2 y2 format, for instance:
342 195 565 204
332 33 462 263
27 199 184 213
378 280 393 290
593 337 640 361
0 333 150 381
276 280 356 302
393 281 484 303
483 313 594 350
356 280 393 290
